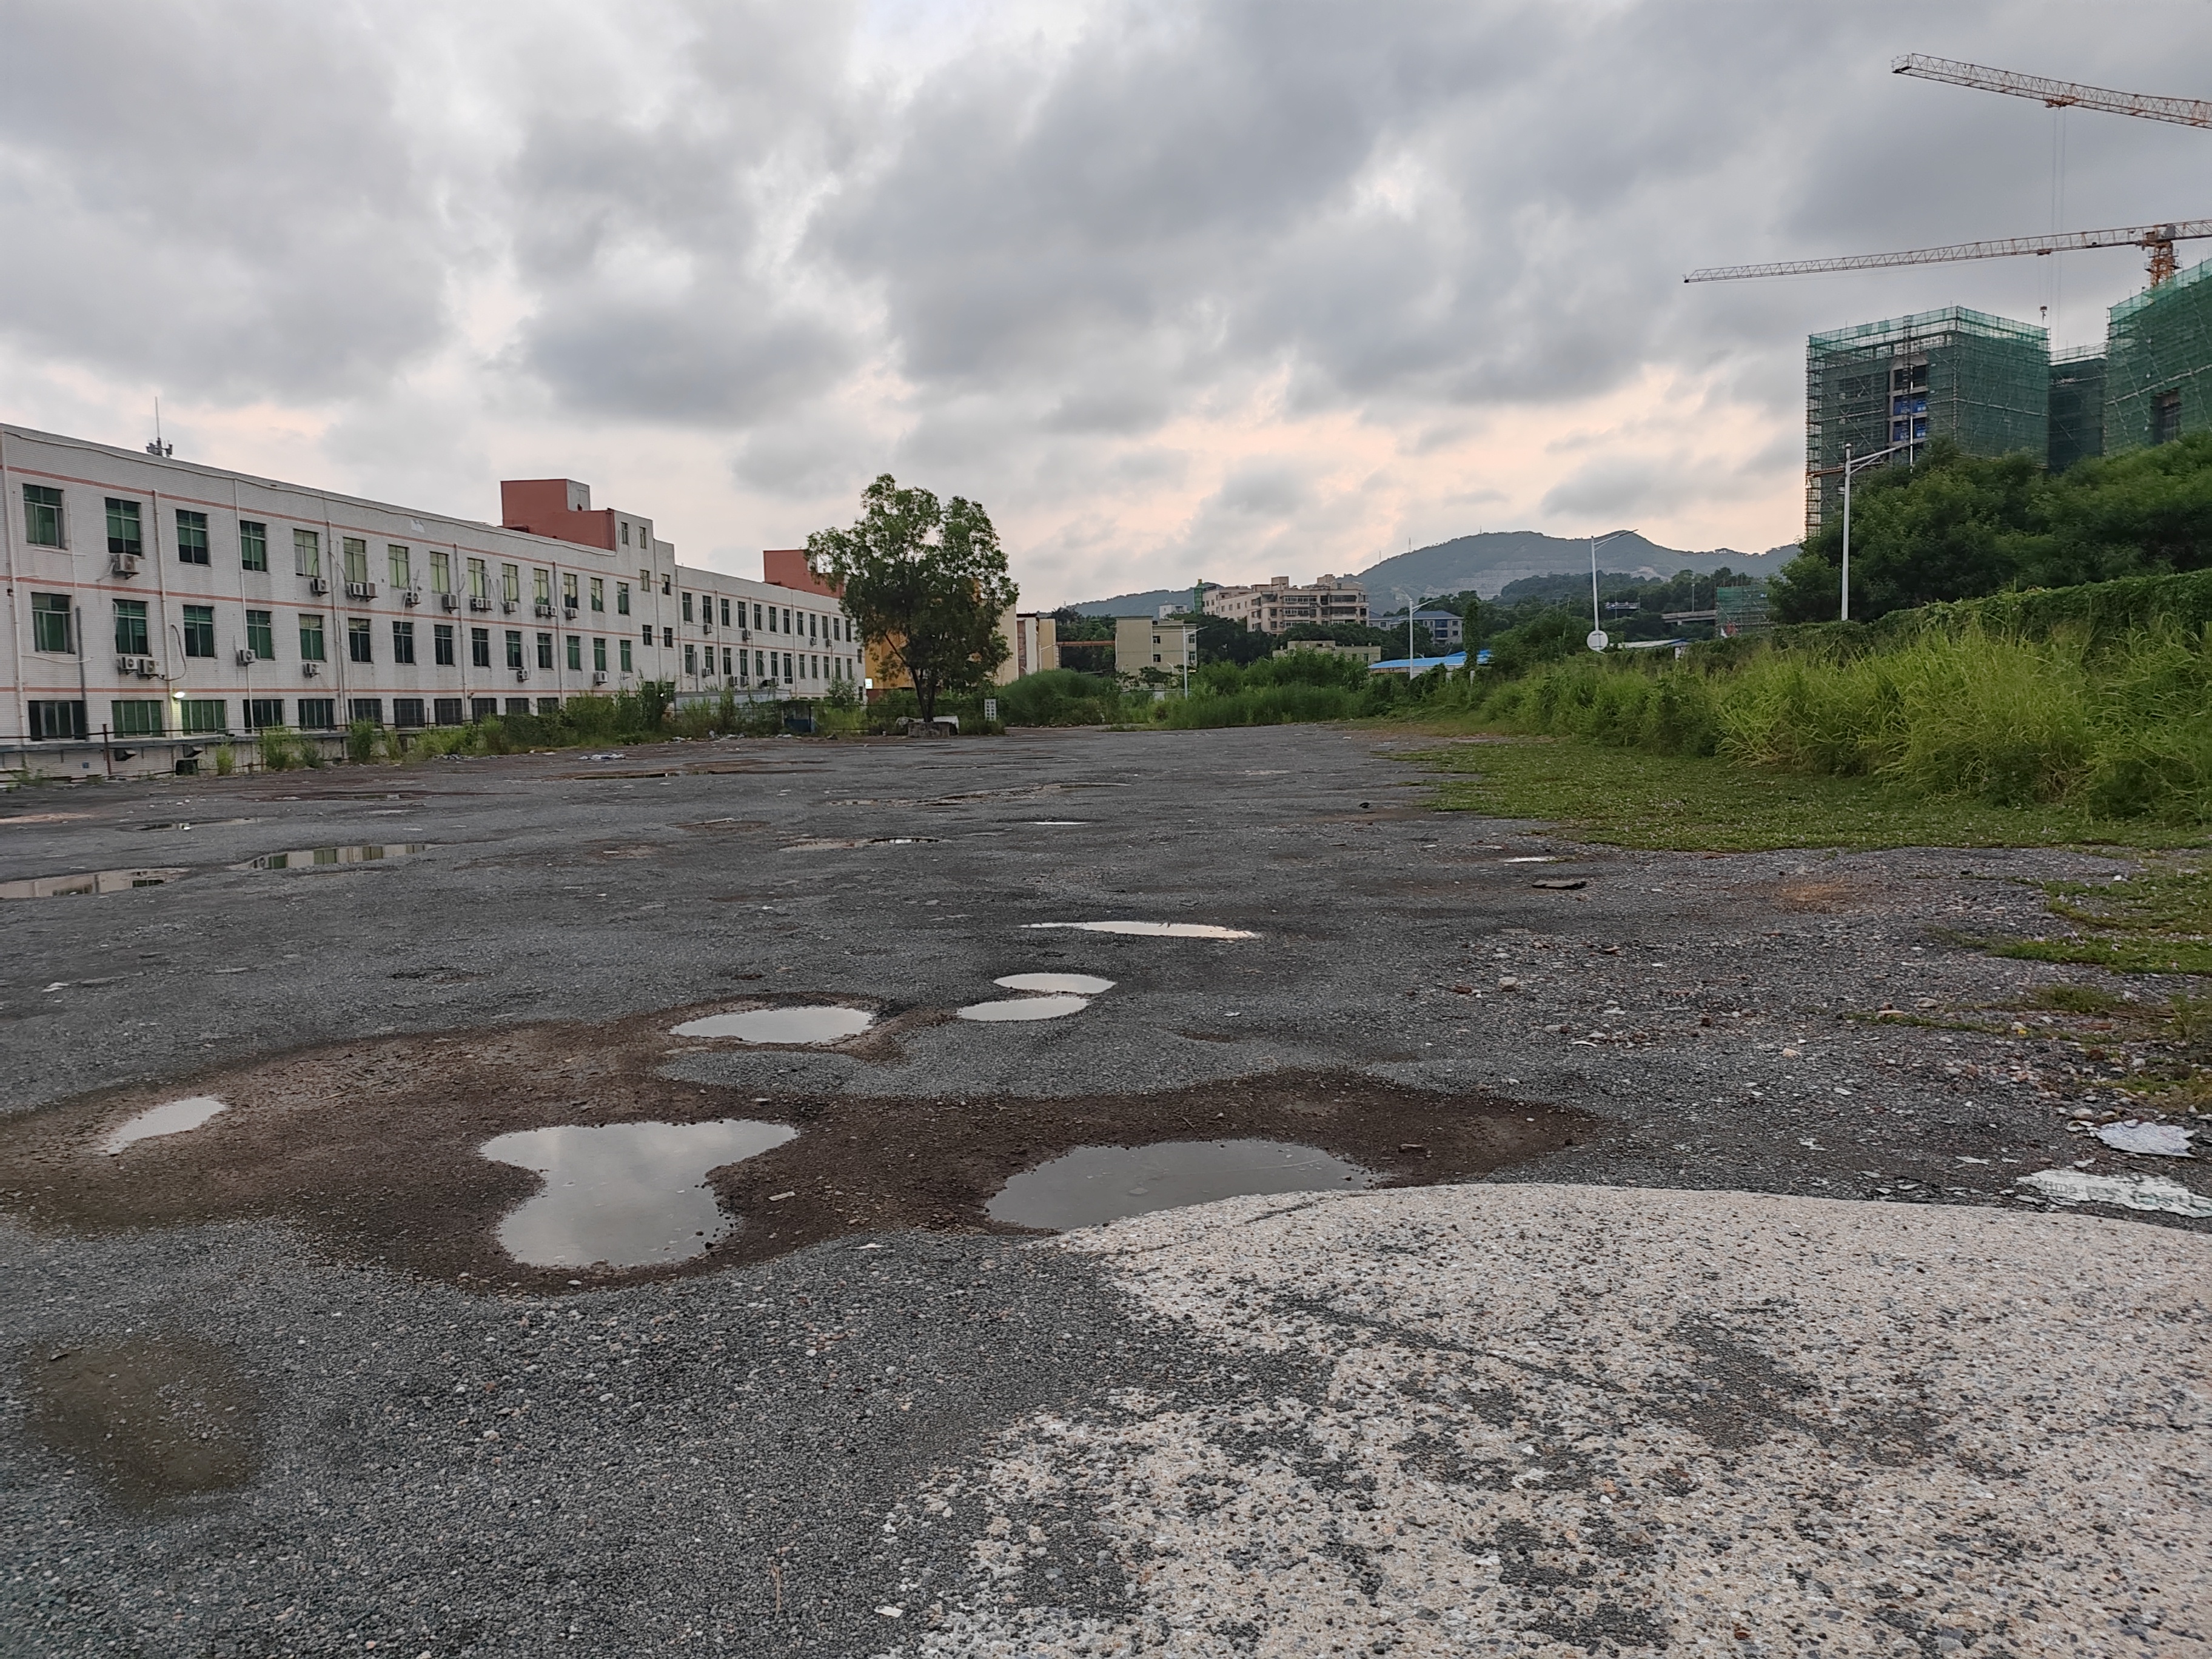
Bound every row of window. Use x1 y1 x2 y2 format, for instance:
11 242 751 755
681 646 853 683
678 590 847 643
21 488 645 610
27 692 657 741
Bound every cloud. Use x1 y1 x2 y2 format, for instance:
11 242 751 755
4 0 2209 605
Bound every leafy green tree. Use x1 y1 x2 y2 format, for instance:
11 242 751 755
1187 613 1276 666
808 475 1017 720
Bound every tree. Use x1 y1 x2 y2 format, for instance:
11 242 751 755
808 475 1017 720
1187 613 1276 666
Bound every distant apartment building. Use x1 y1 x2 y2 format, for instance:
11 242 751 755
1115 616 1195 681
1202 575 1367 634
992 610 1057 685
1375 606 1464 649
1 424 860 776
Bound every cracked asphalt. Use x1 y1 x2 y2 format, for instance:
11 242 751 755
1 726 2207 1657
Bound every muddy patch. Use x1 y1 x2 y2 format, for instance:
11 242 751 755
0 1007 1590 1293
22 1335 260 1507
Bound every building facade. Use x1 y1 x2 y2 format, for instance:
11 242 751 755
991 610 1058 685
1805 306 2049 540
1202 575 1368 634
2106 258 2212 454
1114 616 1195 682
1 424 859 777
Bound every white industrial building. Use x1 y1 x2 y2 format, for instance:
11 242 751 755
0 424 859 777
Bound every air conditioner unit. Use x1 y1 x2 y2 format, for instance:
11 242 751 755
440 592 460 611
235 648 257 666
563 604 578 618
534 601 554 618
346 581 377 600
514 668 529 683
592 671 608 686
301 661 321 677
110 553 141 577
402 589 421 606
469 596 492 611
307 576 330 595
500 599 518 614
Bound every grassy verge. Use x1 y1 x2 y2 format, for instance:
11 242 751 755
1415 734 2204 853
1974 861 2212 975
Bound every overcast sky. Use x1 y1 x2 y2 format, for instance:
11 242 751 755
5 2 2208 604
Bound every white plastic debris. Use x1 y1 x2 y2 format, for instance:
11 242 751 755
2016 1169 2212 1218
2094 1120 2194 1158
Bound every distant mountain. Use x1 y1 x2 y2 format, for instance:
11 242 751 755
1357 531 1796 601
1061 586 1213 617
1057 531 1798 614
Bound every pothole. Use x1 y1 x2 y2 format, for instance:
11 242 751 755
994 973 1115 994
956 994 1092 1022
988 1139 1375 1230
102 1096 227 1155
240 843 426 871
671 1006 876 1044
480 1119 797 1267
1024 921 1255 940
0 867 188 899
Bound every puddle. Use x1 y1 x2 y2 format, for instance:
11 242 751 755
0 867 187 899
781 837 939 852
2094 1120 2194 1157
995 973 1116 994
988 1138 1375 1230
243 843 426 871
24 1335 260 1507
1024 921 1256 940
1502 856 1561 865
670 1005 876 1044
102 1096 228 1155
1030 820 1088 826
2017 1168 2212 1217
956 994 1092 1022
480 1119 798 1267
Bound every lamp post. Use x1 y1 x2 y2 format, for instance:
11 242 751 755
1587 531 1634 651
1392 588 1418 671
1837 441 1910 622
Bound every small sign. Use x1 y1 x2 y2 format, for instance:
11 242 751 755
1586 629 1609 653
983 697 999 722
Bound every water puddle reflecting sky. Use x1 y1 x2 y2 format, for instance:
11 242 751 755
670 1006 876 1044
1024 921 1255 940
481 1119 797 1267
995 973 1115 994
0 867 187 899
102 1096 228 1155
243 844 426 871
956 994 1091 1022
988 1139 1373 1231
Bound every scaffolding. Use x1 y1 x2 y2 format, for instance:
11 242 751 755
1805 306 2049 540
2106 255 2212 452
2047 346 2108 473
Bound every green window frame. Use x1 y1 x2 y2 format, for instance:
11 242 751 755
434 623 455 666
388 545 411 588
299 614 327 662
592 636 607 672
181 604 215 658
566 634 581 671
563 572 579 608
616 581 630 615
244 698 285 730
590 577 605 612
240 520 268 571
177 699 227 735
392 618 415 664
471 627 491 668
112 699 164 736
297 697 337 730
347 618 374 663
24 484 64 547
430 550 451 594
113 599 149 656
343 538 369 585
620 638 632 672
176 509 210 565
294 528 321 578
504 629 523 669
534 568 551 605
535 632 554 669
246 610 276 660
32 592 72 654
106 498 142 558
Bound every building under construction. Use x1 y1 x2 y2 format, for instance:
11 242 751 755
2046 347 2108 473
2107 256 2212 451
1804 306 2049 540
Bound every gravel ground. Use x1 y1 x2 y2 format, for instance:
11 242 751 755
2 726 2207 1656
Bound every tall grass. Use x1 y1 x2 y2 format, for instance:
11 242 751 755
1462 622 2212 823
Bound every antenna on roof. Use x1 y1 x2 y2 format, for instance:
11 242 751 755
145 398 172 458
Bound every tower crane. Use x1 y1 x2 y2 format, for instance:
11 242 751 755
1687 55 2208 287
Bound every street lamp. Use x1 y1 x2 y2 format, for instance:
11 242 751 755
1837 441 1911 622
1587 531 1634 651
1392 588 1419 669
